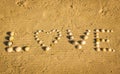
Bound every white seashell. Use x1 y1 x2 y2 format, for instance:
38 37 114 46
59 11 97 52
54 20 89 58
10 32 15 36
38 40 43 44
112 50 115 52
101 39 105 42
69 36 74 40
38 30 42 33
67 29 71 32
106 30 110 33
85 32 90 35
53 40 58 44
73 41 79 45
76 45 82 49
95 44 100 47
95 33 99 36
105 39 110 42
95 41 100 45
45 46 50 51
86 30 91 32
96 48 101 51
58 34 62 37
83 36 88 40
68 32 73 36
56 37 61 40
34 35 38 38
56 29 60 32
80 40 86 45
110 30 113 32
95 35 99 38
24 46 30 51
41 44 45 47
101 29 105 33
95 29 99 32
15 47 22 52
7 41 13 47
9 36 14 41
35 32 39 35
7 47 14 52
52 29 56 32
108 48 112 52
35 38 40 41
103 48 107 52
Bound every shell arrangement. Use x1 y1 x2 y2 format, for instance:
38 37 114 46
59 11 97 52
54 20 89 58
5 31 30 52
94 29 115 52
34 29 62 51
66 29 91 49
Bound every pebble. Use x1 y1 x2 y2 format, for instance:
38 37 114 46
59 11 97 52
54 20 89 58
10 32 15 36
15 47 22 52
9 36 14 41
24 46 30 51
7 47 14 52
76 45 82 49
7 41 13 47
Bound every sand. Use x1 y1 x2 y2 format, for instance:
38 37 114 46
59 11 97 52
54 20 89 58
0 0 120 74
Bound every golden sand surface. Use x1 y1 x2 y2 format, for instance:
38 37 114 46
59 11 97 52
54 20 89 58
0 0 120 74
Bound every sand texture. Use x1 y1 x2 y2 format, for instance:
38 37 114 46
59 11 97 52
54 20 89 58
0 0 120 74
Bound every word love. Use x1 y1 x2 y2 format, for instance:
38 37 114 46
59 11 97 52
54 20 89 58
4 29 115 53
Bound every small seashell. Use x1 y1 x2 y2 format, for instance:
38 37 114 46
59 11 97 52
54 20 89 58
69 36 74 40
95 29 99 32
101 29 105 33
103 48 107 52
95 35 99 38
95 32 99 36
86 30 91 32
106 30 110 33
35 38 40 41
58 34 62 37
101 39 105 42
67 29 71 32
85 32 90 35
110 30 113 32
15 47 22 52
68 32 73 36
38 40 43 44
35 32 39 35
56 37 61 40
56 29 60 32
83 36 88 40
7 47 14 52
24 46 30 51
75 45 82 49
80 40 86 45
53 40 58 44
73 41 79 45
34 35 38 38
108 48 112 52
45 46 50 51
7 41 13 47
51 29 56 32
38 30 42 33
105 39 110 42
9 36 14 41
95 44 100 47
95 48 101 51
41 44 45 47
96 41 100 45
10 32 15 36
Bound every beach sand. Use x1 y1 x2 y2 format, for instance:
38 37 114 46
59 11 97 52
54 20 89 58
0 0 120 74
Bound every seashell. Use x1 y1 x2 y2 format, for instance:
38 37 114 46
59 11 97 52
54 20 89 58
15 47 22 52
51 29 56 32
105 39 110 42
35 38 40 41
56 29 60 32
73 41 79 45
85 32 90 35
110 30 113 32
101 39 105 42
58 34 62 37
56 37 61 40
38 40 43 44
34 35 38 38
9 36 14 41
103 48 107 52
37 30 42 33
95 44 100 47
75 45 82 49
86 30 91 32
24 46 30 51
7 41 13 47
96 41 100 45
68 32 73 36
10 32 15 36
7 47 14 52
69 36 74 40
80 40 86 45
95 48 101 51
95 29 99 32
41 44 45 47
108 48 112 52
83 36 88 40
35 32 39 35
101 29 105 33
53 40 58 44
45 46 50 51
67 29 71 32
